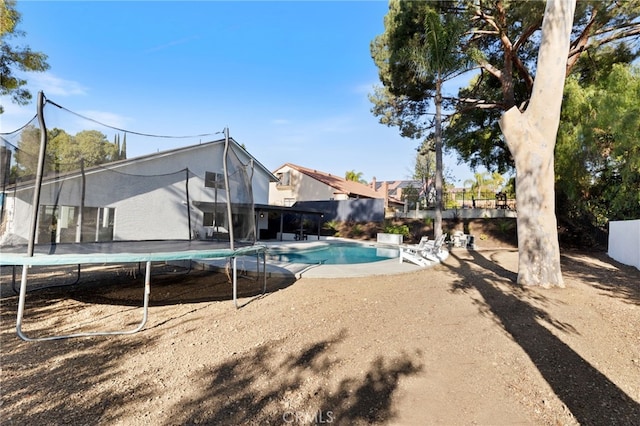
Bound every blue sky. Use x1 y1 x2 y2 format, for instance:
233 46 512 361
1 0 478 184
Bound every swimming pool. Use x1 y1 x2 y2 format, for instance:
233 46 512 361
267 243 399 265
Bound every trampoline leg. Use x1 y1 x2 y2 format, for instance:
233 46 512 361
255 252 260 280
16 266 30 340
231 248 267 309
15 261 151 341
233 257 238 309
261 250 267 296
255 250 267 296
11 265 18 294
135 261 152 332
71 264 81 285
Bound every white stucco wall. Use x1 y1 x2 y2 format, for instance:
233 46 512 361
2 141 273 243
269 166 340 205
608 219 640 270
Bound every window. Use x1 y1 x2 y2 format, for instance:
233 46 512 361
37 205 114 243
203 211 226 229
276 171 291 187
204 171 225 188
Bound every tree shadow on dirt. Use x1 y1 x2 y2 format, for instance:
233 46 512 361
446 250 640 425
560 250 640 306
161 330 423 425
0 268 297 346
0 316 159 425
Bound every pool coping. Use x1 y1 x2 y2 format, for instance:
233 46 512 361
196 238 447 279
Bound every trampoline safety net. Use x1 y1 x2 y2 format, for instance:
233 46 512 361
1 93 257 257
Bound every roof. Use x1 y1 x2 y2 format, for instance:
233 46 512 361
115 137 278 182
254 203 324 215
7 137 278 189
274 163 383 199
374 180 425 192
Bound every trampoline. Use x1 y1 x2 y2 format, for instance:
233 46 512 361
0 92 268 341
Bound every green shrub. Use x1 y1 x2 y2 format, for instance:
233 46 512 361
383 223 410 237
496 219 514 234
322 220 340 235
445 198 458 209
351 223 364 237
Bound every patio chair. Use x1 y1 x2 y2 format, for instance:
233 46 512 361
399 236 430 266
451 230 468 248
421 233 448 261
399 234 447 266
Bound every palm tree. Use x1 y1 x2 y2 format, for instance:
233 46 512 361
405 7 469 239
470 171 489 199
345 170 367 184
371 1 470 238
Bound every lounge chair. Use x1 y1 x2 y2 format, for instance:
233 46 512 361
398 236 430 266
399 234 448 266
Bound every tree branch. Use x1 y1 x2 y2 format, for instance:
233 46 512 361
566 8 599 74
512 18 543 91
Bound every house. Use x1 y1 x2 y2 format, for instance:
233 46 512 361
270 163 387 205
1 138 277 245
370 178 429 210
267 163 404 225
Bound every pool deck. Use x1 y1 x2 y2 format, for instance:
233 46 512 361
290 257 425 278
196 239 446 279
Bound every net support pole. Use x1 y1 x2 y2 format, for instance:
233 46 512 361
222 127 234 250
232 256 238 308
26 91 48 256
186 168 192 240
76 158 85 242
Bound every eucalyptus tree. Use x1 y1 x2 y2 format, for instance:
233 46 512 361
484 0 577 287
373 0 639 287
0 0 49 114
445 0 640 174
458 0 638 287
371 0 470 239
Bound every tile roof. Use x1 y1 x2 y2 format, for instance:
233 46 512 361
277 163 383 199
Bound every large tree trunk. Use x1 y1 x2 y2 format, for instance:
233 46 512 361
499 0 576 287
501 108 564 287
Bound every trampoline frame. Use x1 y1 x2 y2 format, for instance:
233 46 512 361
1 92 268 341
2 244 267 341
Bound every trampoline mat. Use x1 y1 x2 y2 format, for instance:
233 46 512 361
0 240 265 266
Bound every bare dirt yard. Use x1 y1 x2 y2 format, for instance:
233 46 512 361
1 241 639 425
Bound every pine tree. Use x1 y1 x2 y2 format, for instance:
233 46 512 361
120 133 127 160
114 134 120 159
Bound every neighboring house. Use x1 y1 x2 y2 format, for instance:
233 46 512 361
370 178 429 209
266 163 404 225
270 163 402 207
1 138 277 245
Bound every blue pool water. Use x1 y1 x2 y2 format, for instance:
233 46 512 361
267 243 399 265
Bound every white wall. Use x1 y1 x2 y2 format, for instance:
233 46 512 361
269 166 337 205
396 208 518 220
608 220 640 270
3 141 273 243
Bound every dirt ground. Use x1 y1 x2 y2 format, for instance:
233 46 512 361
1 241 639 425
